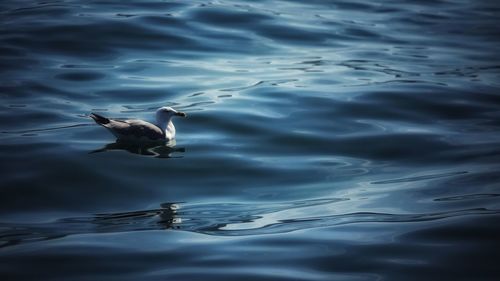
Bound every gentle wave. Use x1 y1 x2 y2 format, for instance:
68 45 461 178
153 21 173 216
1 123 91 135
2 198 499 248
371 171 468 184
2 0 500 280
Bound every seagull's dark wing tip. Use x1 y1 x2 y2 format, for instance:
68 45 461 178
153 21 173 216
90 113 110 125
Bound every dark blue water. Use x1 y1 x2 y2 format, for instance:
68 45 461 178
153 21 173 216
2 0 500 280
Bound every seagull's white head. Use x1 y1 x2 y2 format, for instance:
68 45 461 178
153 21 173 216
155 107 186 127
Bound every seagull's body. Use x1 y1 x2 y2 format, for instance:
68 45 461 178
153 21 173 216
90 107 186 142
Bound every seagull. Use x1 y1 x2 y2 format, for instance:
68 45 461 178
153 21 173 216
90 107 186 142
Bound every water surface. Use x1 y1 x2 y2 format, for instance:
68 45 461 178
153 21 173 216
1 0 500 280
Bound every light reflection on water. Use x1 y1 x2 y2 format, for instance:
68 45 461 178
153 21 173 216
1 0 500 280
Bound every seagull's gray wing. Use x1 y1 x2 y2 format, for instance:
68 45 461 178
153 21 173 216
90 113 165 141
109 119 165 141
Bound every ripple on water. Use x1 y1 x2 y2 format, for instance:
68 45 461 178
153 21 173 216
55 71 106 81
1 0 500 280
2 198 500 248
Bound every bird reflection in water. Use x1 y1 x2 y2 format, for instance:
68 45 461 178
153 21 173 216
90 140 185 158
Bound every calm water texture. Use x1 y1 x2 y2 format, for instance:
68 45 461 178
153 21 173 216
1 0 500 280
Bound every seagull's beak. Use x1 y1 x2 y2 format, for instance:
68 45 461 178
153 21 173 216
175 111 187 117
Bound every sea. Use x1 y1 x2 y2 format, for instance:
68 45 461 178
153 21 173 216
1 0 500 280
